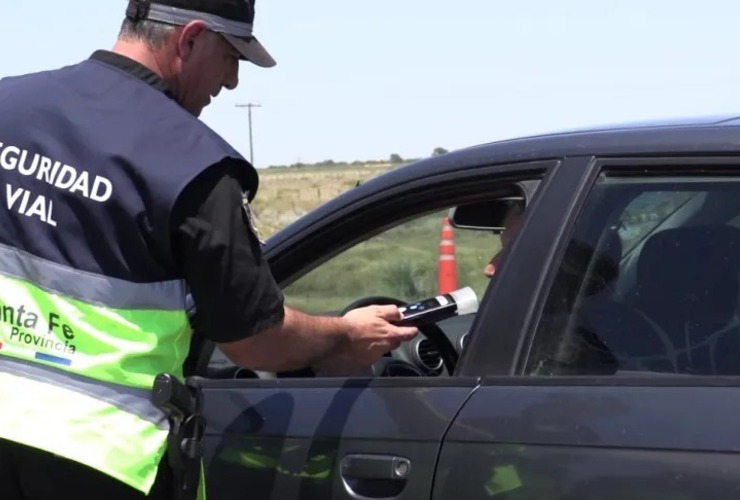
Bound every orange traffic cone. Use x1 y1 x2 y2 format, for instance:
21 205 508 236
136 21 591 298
438 217 457 294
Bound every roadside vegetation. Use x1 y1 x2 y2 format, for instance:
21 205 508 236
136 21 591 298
249 148 496 313
250 150 447 237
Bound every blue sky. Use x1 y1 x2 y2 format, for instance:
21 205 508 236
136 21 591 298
1 1 737 167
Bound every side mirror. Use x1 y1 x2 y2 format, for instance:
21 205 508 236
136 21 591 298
449 197 524 232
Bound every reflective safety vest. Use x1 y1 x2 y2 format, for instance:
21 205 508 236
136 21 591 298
0 247 191 491
0 57 256 494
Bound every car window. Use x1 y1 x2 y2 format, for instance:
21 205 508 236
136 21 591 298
205 208 498 376
525 174 740 377
282 208 496 315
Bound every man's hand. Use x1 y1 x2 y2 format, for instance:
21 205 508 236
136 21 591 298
339 304 418 366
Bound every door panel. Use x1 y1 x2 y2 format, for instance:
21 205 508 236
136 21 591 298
200 378 478 500
434 383 740 499
435 159 740 499
195 160 559 499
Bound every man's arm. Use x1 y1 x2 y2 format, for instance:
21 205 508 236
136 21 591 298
219 305 413 372
171 160 416 374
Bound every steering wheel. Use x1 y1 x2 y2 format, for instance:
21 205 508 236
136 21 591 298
340 296 459 375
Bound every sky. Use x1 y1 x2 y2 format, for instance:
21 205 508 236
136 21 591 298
1 1 738 168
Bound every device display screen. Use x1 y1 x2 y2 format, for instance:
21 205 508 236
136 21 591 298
403 298 443 315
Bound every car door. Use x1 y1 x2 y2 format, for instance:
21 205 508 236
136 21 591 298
194 159 558 500
434 155 740 499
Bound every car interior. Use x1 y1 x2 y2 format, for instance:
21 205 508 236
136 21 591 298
527 175 740 377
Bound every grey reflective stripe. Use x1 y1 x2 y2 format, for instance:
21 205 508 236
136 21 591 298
0 356 169 430
146 4 254 38
0 241 186 310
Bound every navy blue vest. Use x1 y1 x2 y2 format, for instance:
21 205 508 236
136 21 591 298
0 58 256 282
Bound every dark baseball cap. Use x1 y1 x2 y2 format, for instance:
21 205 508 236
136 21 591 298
125 0 276 67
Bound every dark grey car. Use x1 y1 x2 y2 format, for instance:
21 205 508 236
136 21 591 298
187 114 740 499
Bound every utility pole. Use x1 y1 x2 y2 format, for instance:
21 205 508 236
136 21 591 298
235 103 262 165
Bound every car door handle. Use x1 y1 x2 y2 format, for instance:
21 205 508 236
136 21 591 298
340 454 411 499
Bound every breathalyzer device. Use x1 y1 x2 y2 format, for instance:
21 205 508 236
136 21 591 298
396 287 478 327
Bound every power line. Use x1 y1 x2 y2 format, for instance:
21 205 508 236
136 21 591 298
235 103 262 165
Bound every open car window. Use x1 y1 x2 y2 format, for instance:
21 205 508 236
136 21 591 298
276 207 502 376
281 178 538 320
281 208 497 316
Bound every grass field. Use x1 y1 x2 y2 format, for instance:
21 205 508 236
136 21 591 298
249 162 500 313
250 163 396 238
282 211 497 313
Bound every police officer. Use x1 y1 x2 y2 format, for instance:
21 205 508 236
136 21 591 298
0 1 418 498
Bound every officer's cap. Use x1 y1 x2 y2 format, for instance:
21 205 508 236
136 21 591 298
126 0 276 68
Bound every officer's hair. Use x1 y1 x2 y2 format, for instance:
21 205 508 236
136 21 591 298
118 18 177 49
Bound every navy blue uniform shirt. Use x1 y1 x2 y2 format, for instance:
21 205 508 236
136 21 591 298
89 50 284 346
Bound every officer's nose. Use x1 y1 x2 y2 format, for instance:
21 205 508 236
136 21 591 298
223 66 239 91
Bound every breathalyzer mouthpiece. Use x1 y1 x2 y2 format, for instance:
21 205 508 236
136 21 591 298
447 286 478 316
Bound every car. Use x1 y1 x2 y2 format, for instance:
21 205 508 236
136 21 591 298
184 113 740 499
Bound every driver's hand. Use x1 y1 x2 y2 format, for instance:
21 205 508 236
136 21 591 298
340 305 418 366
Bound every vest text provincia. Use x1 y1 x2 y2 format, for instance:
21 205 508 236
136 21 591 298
0 303 77 354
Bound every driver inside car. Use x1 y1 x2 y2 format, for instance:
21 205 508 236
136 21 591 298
315 199 527 377
483 201 524 279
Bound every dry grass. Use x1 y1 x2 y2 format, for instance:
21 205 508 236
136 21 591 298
244 162 499 314
250 163 397 237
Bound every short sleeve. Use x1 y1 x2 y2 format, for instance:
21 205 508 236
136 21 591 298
170 160 284 343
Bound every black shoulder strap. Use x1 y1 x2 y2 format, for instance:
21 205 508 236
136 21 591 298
182 296 216 377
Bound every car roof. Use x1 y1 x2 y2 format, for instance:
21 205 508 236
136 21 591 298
463 112 740 153
316 112 740 201
400 112 740 177
508 113 740 138
267 113 740 241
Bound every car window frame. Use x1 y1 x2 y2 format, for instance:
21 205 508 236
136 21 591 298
255 160 559 378
266 162 551 287
458 156 597 376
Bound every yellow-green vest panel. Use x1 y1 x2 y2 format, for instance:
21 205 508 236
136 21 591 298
0 244 192 493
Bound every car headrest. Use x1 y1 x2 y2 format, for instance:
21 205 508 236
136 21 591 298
636 225 740 322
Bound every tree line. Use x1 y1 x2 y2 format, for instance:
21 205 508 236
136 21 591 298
267 147 450 170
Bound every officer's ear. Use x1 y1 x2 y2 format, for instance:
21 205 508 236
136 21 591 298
178 21 209 60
